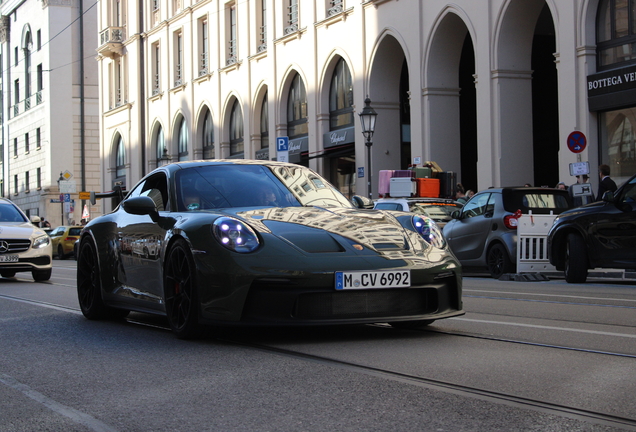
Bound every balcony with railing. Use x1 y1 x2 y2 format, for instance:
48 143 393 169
327 0 344 17
199 52 209 76
258 25 267 53
284 3 299 35
98 27 126 58
8 91 43 120
226 39 237 66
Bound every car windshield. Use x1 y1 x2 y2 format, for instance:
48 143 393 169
409 202 462 221
175 164 353 211
503 190 571 214
0 204 28 223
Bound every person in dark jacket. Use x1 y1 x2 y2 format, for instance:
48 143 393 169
596 164 618 201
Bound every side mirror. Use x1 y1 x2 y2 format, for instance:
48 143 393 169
351 195 374 209
450 210 461 219
602 190 615 203
30 215 42 225
122 196 159 220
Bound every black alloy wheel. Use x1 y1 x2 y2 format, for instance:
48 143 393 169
77 239 128 319
164 239 202 339
487 243 514 279
564 233 588 283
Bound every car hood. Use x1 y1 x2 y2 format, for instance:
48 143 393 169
231 206 423 254
0 222 47 239
557 200 607 219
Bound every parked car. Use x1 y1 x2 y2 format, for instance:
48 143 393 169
374 197 463 228
76 160 464 338
49 225 84 259
443 187 571 278
0 198 53 281
548 173 636 283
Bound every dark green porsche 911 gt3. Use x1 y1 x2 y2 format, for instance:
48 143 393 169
77 160 464 338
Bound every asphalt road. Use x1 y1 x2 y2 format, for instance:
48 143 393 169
1 261 635 431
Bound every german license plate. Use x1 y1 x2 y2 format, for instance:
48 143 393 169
0 255 18 263
335 270 410 290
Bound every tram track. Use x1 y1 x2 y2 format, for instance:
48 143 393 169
3 293 636 429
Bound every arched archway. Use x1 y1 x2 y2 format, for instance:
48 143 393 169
495 0 557 187
368 34 409 193
425 10 476 192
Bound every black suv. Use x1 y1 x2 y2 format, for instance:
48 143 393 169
548 173 636 283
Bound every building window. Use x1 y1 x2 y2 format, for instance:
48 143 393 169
25 172 30 193
202 110 214 159
14 175 18 195
173 0 182 14
14 79 20 106
37 168 41 189
174 31 183 86
230 100 244 155
14 46 18 66
115 135 126 178
24 31 32 99
14 138 18 157
36 128 41 149
597 0 636 69
37 30 41 50
329 58 354 129
152 42 160 95
199 18 209 76
260 93 269 150
287 73 308 139
155 125 168 165
226 4 237 65
177 116 188 161
37 64 43 99
600 108 636 181
25 133 30 153
258 0 267 52
113 59 123 107
285 0 298 34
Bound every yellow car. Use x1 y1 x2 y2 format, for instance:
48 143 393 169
50 226 83 259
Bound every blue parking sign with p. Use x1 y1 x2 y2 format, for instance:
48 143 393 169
277 136 289 152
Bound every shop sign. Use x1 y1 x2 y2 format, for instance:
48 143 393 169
587 64 636 97
323 126 355 149
289 137 308 155
255 148 269 160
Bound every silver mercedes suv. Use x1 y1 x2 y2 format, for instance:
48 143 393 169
0 198 53 281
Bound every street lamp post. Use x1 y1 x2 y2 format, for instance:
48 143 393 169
57 172 65 226
358 96 378 200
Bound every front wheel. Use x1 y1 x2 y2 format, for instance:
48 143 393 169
164 239 202 339
487 243 514 279
77 239 128 319
32 268 52 282
564 233 588 283
58 244 67 260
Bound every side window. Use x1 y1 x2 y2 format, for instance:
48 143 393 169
621 177 636 206
462 193 491 219
126 173 168 211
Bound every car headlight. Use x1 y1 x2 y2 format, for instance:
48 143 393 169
32 234 50 249
412 215 445 249
212 217 260 253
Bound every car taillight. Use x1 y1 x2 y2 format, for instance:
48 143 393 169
503 209 522 229
65 237 78 241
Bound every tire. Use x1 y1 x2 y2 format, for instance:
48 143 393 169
164 239 202 339
487 243 514 279
77 239 129 319
564 233 588 283
32 269 52 282
389 320 435 329
1 271 16 278
58 244 67 260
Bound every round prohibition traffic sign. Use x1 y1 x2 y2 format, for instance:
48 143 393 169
567 131 587 153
